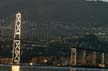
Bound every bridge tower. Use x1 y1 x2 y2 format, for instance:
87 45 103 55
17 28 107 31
12 12 21 65
70 48 77 66
12 12 21 71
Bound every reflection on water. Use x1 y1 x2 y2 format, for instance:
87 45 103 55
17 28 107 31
70 68 76 71
0 66 107 71
20 66 107 71
12 65 20 71
70 68 105 71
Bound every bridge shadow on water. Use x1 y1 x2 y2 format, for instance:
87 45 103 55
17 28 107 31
20 66 107 71
0 65 107 71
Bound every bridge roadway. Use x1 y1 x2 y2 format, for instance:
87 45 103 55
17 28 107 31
0 36 107 52
0 36 108 68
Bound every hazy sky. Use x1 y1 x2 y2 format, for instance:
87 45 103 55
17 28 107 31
103 0 108 2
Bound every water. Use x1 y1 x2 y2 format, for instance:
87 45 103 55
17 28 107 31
0 65 107 71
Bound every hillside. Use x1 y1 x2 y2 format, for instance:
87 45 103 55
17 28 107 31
0 0 108 39
49 0 108 37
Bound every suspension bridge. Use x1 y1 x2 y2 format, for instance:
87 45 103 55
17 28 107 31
0 12 108 71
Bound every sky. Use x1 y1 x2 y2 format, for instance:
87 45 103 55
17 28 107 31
103 0 108 2
102 0 108 2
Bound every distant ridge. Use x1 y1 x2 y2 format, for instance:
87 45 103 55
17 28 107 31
49 0 108 36
0 0 108 38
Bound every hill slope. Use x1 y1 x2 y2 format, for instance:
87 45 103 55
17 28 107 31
0 0 108 38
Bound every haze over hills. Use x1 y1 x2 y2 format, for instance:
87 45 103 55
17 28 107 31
0 0 108 39
49 0 108 37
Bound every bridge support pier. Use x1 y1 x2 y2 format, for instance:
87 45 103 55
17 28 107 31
91 51 96 65
101 53 105 64
82 50 86 65
99 52 105 67
105 53 108 66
